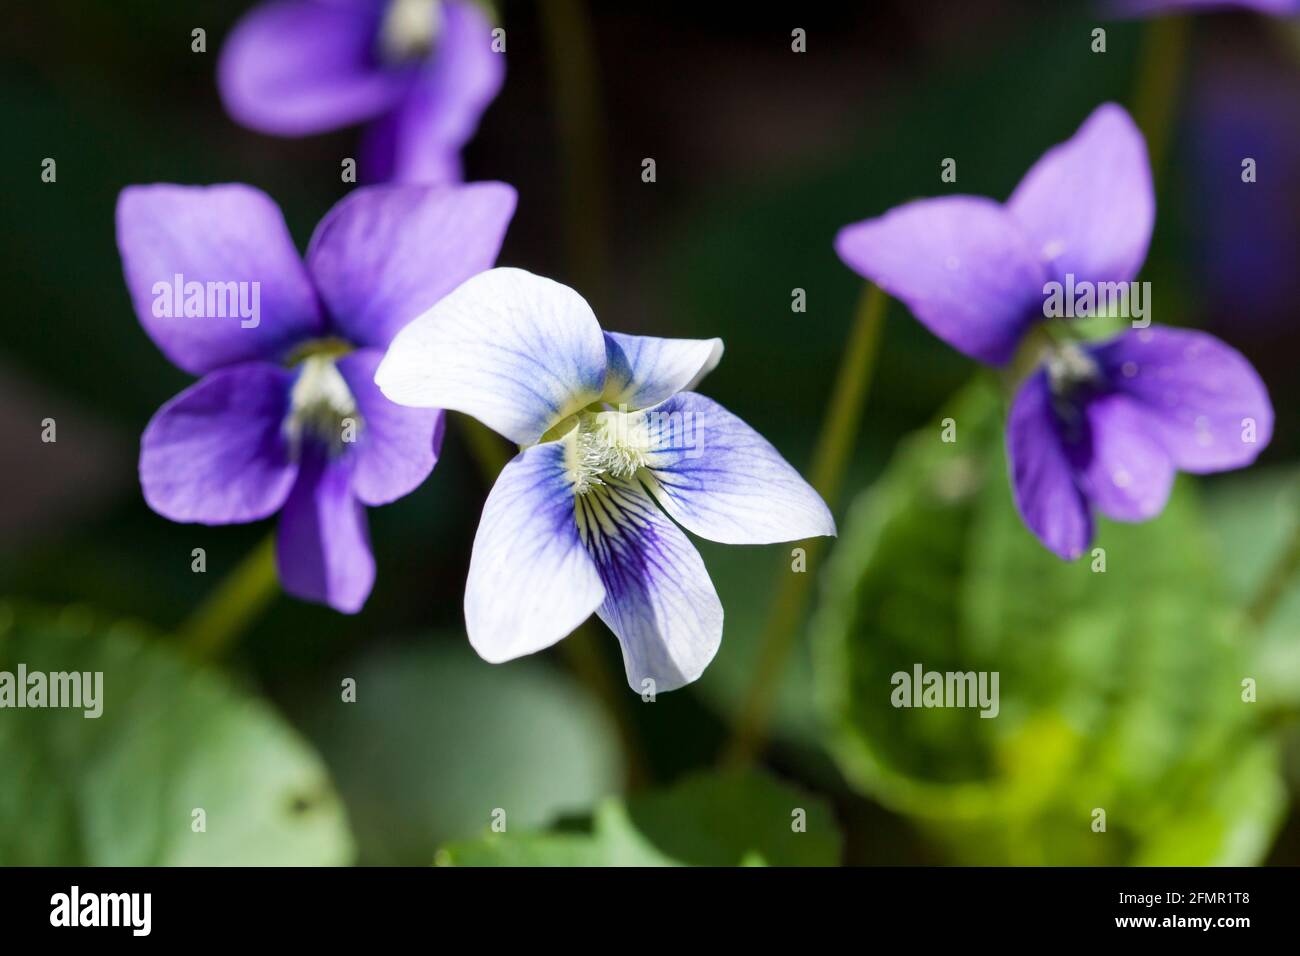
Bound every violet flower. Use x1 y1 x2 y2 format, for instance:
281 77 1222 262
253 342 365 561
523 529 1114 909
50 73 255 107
835 103 1273 560
374 268 835 691
1107 0 1299 15
117 181 516 611
218 0 502 184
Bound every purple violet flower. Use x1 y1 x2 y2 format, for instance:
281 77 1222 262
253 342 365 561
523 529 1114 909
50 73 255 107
218 0 503 184
374 268 836 691
835 103 1273 560
116 181 516 611
1106 0 1300 16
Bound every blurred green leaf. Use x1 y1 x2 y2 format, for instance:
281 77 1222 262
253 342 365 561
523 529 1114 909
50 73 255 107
1203 465 1300 708
438 768 842 866
297 639 623 866
0 602 353 865
812 380 1286 865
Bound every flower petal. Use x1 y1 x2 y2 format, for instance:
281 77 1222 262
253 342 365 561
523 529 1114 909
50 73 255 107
217 0 412 137
276 444 375 614
358 0 505 183
1005 371 1093 560
464 439 605 663
116 184 323 375
376 268 608 445
140 362 298 524
1091 327 1273 472
306 181 516 348
1007 103 1155 287
1074 391 1175 522
637 392 835 545
578 479 723 693
337 347 445 506
601 331 724 410
835 196 1045 365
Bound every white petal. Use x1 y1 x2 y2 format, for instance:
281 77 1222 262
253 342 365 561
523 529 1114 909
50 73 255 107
637 392 836 545
375 268 608 445
465 439 605 663
601 331 723 410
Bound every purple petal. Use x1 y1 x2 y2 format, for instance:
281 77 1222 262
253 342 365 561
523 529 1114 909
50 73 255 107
1073 392 1174 522
637 392 835 545
116 184 323 375
276 444 375 614
376 268 608 445
336 347 444 506
1006 371 1093 560
1108 0 1300 15
578 479 723 693
835 196 1045 366
1090 327 1274 472
1006 103 1155 287
217 0 413 137
602 332 723 410
464 440 605 663
306 181 515 348
358 0 504 183
140 362 298 524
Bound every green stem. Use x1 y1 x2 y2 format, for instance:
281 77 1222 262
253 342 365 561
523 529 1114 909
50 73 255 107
1132 15 1190 185
1247 512 1300 628
179 533 279 660
722 283 888 766
539 0 610 305
456 413 514 483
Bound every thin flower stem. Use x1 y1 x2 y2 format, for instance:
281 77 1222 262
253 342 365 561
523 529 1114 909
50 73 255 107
456 413 514 482
1246 509 1300 628
1132 15 1190 184
179 533 279 660
535 0 650 786
722 283 888 767
539 0 611 305
558 625 651 788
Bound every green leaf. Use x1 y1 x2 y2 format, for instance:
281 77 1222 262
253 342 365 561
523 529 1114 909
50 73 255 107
297 640 624 866
0 603 353 865
812 380 1286 865
438 769 842 867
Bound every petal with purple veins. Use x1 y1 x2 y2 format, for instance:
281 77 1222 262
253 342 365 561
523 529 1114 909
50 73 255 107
1005 370 1094 560
276 443 375 614
835 196 1045 366
337 347 445 506
1007 103 1155 288
637 392 835 545
1090 327 1273 472
306 181 516 348
376 268 608 445
116 184 323 375
601 332 723 410
464 439 606 663
140 362 298 524
578 478 723 693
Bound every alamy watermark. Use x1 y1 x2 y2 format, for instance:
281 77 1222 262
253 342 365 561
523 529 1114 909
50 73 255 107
0 664 102 718
890 663 999 718
1042 273 1150 328
151 272 261 328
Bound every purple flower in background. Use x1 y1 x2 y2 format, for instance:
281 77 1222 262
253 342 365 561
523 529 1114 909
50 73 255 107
218 0 503 184
1106 0 1300 16
116 181 516 611
836 103 1273 559
375 268 835 691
